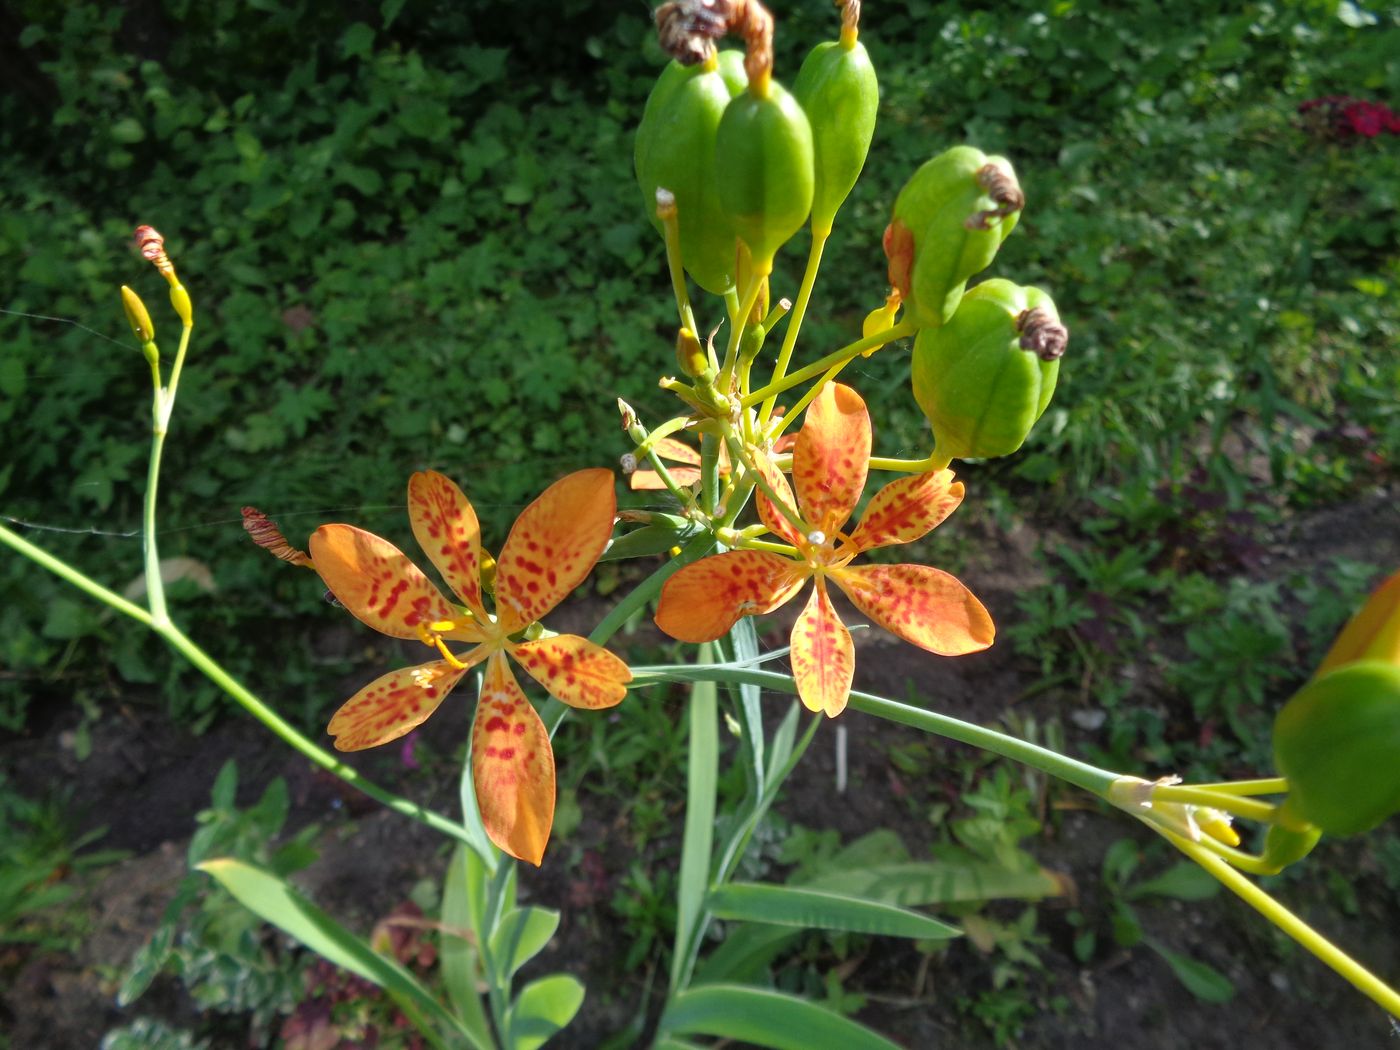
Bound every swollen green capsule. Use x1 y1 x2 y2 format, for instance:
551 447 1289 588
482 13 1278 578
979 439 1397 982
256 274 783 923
634 53 746 295
1273 660 1400 836
1257 822 1322 874
792 36 877 237
910 279 1065 462
884 146 1024 328
714 80 814 276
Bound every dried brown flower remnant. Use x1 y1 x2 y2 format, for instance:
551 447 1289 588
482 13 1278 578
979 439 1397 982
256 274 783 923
134 225 174 279
1017 306 1069 361
653 0 772 86
966 163 1025 230
241 506 314 567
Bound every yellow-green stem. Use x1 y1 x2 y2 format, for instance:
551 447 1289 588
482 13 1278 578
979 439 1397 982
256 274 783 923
722 272 764 381
867 452 954 474
1192 778 1288 796
1150 784 1277 823
721 427 810 539
1163 827 1400 1018
744 319 915 410
759 230 828 428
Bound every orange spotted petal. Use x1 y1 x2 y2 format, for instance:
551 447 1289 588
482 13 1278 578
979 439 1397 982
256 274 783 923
494 469 616 633
830 563 994 655
794 383 870 536
511 635 631 709
630 466 702 491
310 525 481 642
849 470 964 553
328 658 472 751
472 652 555 866
751 450 807 548
655 550 807 643
653 437 703 466
408 470 487 618
790 580 855 718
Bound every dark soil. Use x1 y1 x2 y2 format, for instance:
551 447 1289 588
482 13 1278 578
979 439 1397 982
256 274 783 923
3 483 1398 1049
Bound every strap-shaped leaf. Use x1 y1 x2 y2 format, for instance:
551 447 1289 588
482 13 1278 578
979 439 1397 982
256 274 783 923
670 644 718 993
600 518 704 561
661 984 901 1050
708 882 958 940
505 973 585 1050
440 846 492 1039
198 858 483 1049
807 860 1065 905
490 905 561 979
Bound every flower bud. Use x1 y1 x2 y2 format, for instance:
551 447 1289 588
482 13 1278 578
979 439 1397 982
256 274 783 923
675 326 710 377
792 34 878 237
121 285 155 343
1257 822 1322 874
884 146 1023 328
1316 569 1400 675
635 52 747 295
715 79 815 275
170 283 194 327
910 279 1065 461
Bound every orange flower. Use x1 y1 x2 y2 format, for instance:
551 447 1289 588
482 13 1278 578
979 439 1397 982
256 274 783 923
309 469 630 865
655 383 993 716
629 432 795 490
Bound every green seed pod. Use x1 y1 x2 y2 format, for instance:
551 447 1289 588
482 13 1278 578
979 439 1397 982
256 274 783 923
885 146 1024 328
910 279 1066 462
714 80 815 275
1273 660 1400 836
1257 821 1323 874
792 37 877 237
634 54 746 295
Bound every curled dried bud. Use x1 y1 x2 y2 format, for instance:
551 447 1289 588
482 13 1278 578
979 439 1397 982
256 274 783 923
620 453 639 474
134 225 174 279
966 163 1025 230
1017 306 1068 361
654 187 678 220
242 507 314 567
655 0 729 65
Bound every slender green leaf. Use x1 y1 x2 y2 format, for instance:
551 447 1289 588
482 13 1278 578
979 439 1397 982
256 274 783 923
670 644 718 993
765 701 801 785
1127 861 1221 902
726 616 766 795
198 858 481 1048
440 846 493 1041
490 906 560 979
1147 940 1236 1002
601 519 703 561
807 860 1065 906
662 984 901 1050
505 973 585 1050
708 882 959 940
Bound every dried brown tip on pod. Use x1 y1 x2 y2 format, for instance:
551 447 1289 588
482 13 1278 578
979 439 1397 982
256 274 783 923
655 0 729 65
1017 307 1069 361
840 0 861 36
241 507 314 567
966 163 1026 230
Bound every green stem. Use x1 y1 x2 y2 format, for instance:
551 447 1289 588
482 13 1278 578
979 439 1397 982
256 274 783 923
867 452 954 474
721 272 764 382
759 230 828 428
0 523 479 846
744 319 916 411
1162 827 1400 1018
628 665 1118 796
1191 777 1287 796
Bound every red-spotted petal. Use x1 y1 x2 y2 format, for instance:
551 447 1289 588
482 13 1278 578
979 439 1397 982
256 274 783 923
327 659 472 751
655 550 807 642
830 563 994 655
630 466 702 491
653 437 703 466
510 635 631 709
310 525 479 641
494 469 616 633
471 653 555 866
751 449 807 548
794 383 870 536
790 581 855 718
849 470 964 553
408 470 487 617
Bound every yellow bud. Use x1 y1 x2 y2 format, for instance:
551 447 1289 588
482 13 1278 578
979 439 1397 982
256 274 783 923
1317 569 1400 675
121 285 155 343
675 327 709 378
170 283 194 327
479 552 498 595
861 289 902 355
